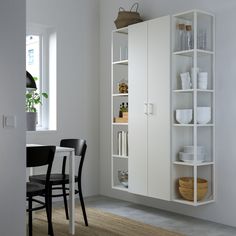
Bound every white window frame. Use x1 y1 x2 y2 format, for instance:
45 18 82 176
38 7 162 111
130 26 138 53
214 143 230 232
26 23 57 131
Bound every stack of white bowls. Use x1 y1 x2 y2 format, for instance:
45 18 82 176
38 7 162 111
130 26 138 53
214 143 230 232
179 146 206 163
176 109 192 124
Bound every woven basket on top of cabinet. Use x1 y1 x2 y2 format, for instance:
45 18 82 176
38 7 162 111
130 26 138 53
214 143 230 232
114 3 143 29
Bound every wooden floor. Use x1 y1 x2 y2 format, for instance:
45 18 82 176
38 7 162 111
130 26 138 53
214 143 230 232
30 205 183 236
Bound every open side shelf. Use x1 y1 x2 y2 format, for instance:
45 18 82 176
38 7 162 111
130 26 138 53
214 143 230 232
172 10 215 206
112 27 129 193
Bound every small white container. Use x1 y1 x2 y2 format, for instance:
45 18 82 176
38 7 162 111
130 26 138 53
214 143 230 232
176 109 192 124
198 72 208 89
197 107 211 124
198 72 208 78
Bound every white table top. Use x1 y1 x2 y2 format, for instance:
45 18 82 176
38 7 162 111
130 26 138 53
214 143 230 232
27 144 74 152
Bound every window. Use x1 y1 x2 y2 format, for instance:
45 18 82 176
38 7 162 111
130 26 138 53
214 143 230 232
26 24 57 131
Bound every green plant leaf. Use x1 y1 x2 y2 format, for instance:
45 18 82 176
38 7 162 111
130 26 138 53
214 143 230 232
26 93 32 99
42 93 48 98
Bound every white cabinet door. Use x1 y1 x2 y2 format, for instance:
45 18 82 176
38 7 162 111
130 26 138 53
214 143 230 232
147 16 171 200
128 22 148 195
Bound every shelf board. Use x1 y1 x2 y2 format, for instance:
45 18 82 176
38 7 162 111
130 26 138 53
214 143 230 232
197 89 214 93
173 198 214 206
197 124 214 127
173 124 214 127
173 89 193 93
173 89 214 93
173 124 194 127
112 93 128 97
112 60 128 65
173 161 214 166
112 155 128 159
173 49 214 57
112 27 128 34
112 185 129 192
112 122 128 126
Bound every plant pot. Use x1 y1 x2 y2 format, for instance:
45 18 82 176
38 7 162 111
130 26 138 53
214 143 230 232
26 112 37 131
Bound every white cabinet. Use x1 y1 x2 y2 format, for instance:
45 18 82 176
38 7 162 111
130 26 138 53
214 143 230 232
128 16 171 200
111 10 215 206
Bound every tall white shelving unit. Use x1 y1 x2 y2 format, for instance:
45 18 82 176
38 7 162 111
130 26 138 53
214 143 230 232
172 10 215 206
111 27 129 191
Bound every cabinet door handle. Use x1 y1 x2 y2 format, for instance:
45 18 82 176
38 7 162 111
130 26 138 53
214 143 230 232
144 103 148 115
148 103 153 115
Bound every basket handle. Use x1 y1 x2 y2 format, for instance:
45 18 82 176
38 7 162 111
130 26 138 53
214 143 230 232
119 7 126 12
130 3 139 12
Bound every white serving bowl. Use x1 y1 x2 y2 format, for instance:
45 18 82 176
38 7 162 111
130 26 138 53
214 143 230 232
179 152 205 163
183 146 205 154
197 107 211 124
176 109 192 124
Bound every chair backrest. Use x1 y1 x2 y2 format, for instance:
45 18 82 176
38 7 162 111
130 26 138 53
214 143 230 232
27 146 56 187
60 139 87 179
60 139 86 156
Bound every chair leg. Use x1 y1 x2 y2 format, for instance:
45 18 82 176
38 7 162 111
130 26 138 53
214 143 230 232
62 183 69 220
28 197 33 236
78 183 88 226
45 187 54 236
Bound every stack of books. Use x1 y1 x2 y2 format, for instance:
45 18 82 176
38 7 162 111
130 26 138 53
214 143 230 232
117 131 128 157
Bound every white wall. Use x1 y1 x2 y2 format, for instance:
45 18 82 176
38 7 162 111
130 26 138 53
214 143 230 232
26 0 100 197
99 0 236 227
0 0 26 235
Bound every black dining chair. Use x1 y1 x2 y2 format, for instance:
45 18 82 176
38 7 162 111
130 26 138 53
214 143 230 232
26 146 56 236
29 139 88 226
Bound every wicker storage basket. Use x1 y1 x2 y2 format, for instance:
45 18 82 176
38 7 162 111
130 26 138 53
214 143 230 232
179 177 208 189
179 187 208 201
178 177 208 201
114 3 143 29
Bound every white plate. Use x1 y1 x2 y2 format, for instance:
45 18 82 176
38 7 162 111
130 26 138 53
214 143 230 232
181 160 204 163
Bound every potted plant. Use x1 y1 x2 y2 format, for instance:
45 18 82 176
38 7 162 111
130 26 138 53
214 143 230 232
26 75 48 131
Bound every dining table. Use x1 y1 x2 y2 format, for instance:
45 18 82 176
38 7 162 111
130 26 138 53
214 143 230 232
27 144 76 235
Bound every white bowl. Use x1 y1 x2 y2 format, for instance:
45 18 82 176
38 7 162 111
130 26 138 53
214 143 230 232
179 152 205 163
183 146 205 154
197 107 211 124
176 109 192 124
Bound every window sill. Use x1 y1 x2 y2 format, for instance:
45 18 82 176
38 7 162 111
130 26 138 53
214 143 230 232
26 128 57 133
